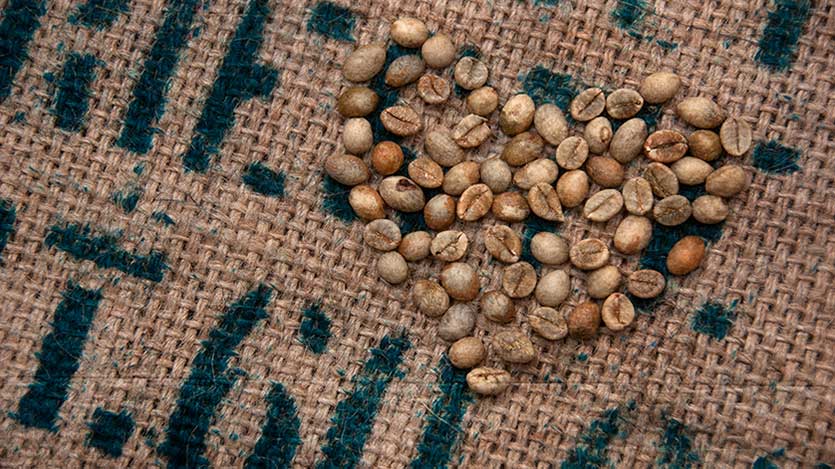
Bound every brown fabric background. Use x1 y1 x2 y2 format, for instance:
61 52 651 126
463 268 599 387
0 0 833 467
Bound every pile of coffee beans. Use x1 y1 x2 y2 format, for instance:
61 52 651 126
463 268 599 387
330 19 751 396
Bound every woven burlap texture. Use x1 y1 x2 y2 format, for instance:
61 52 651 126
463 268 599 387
0 0 833 467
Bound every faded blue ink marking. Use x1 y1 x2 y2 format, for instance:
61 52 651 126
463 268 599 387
522 214 559 269
112 188 142 213
0 0 47 102
520 65 578 109
86 408 135 458
244 382 301 469
298 303 332 354
45 224 168 282
815 464 832 469
534 0 560 5
561 405 628 469
13 111 25 123
321 175 356 223
160 285 272 469
691 300 737 340
752 140 801 174
132 164 145 175
755 0 811 71
658 417 698 468
182 0 278 172
307 1 357 42
317 333 411 469
639 219 724 278
0 199 16 264
612 0 647 31
117 0 203 154
53 53 100 131
752 448 784 469
12 283 102 431
72 0 130 30
577 353 588 362
152 211 175 226
243 162 286 197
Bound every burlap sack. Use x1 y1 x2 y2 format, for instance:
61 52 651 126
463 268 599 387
0 0 832 467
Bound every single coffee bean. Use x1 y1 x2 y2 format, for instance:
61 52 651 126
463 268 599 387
480 290 516 323
688 130 723 161
431 230 469 261
527 182 565 222
671 157 713 185
399 231 432 261
583 189 624 222
425 130 466 167
480 158 513 193
584 116 613 154
371 141 404 176
606 88 644 119
528 306 568 340
457 183 493 221
705 165 747 197
443 161 480 196
424 194 456 231
343 118 373 154
377 251 409 284
493 330 537 364
556 136 589 170
500 94 536 136
349 185 386 220
570 87 606 121
556 170 590 208
719 117 753 157
438 304 476 342
364 219 402 251
454 57 489 90
379 176 426 212
491 191 530 222
677 97 725 129
644 129 688 163
639 72 681 104
535 269 570 307
568 301 600 339
502 131 544 166
343 42 386 82
585 156 624 188
601 293 634 331
417 74 451 104
514 158 558 189
586 265 621 299
653 195 692 226
421 34 456 68
451 114 491 148
534 103 569 146
448 337 486 369
692 195 729 224
385 54 425 87
381 105 422 136
466 367 511 396
667 235 705 275
390 17 429 48
570 239 610 270
613 215 652 255
440 262 480 301
408 156 444 188
644 162 680 198
530 232 569 265
609 118 647 163
484 225 523 264
627 269 666 299
622 177 654 215
466 86 499 116
502 261 537 298
337 86 379 117
413 279 450 317
325 153 369 186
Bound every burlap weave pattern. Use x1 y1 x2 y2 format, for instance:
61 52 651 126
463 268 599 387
0 0 832 467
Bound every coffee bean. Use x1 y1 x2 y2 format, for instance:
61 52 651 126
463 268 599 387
568 301 600 339
443 161 480 196
719 117 753 157
667 235 705 275
399 231 432 261
644 162 680 198
349 185 386 220
451 114 491 148
431 230 469 261
534 103 569 146
454 57 489 90
417 74 451 104
606 88 644 119
379 176 426 212
644 129 688 163
601 293 634 331
514 158 558 190
653 195 692 226
570 88 606 121
622 177 654 216
528 306 568 340
677 97 725 129
408 156 444 188
609 118 647 163
448 337 486 369
586 265 621 299
639 72 681 104
530 232 569 265
583 189 624 222
627 269 666 299
466 86 499 116
493 330 537 364
343 117 373 154
424 194 456 231
535 269 570 307
500 94 536 136
377 251 409 284
391 17 429 48
343 42 386 82
421 34 456 68
457 183 493 221
337 86 379 117
440 262 480 301
584 116 613 153
371 141 404 176
688 130 723 161
466 367 511 395
556 170 590 208
570 239 609 270
501 131 544 166
381 105 422 136
413 279 450 317
502 262 537 298
364 219 402 251
325 153 369 186
439 304 476 341
484 225 522 264
425 130 466 167
527 182 564 222
692 195 729 224
480 290 516 323
705 165 747 197
585 156 624 188
385 54 425 87
555 136 589 170
671 157 713 185
491 191 530 222
613 215 652 255
480 158 512 193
